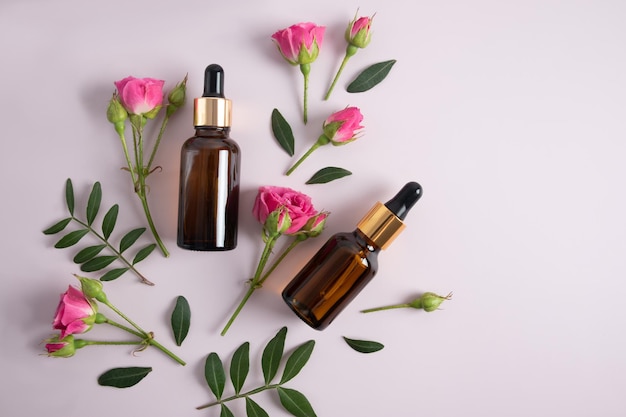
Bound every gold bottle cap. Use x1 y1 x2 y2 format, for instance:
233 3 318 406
356 201 406 250
194 96 231 127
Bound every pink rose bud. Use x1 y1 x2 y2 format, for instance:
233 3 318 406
252 186 318 235
299 211 329 238
114 76 165 116
271 22 326 65
52 285 98 338
264 207 293 238
106 93 128 136
345 15 374 49
323 107 364 145
45 334 77 358
76 275 108 303
166 74 188 116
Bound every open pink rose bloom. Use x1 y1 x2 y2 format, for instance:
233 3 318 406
52 286 97 338
253 186 318 235
324 107 364 144
114 76 164 115
271 22 325 65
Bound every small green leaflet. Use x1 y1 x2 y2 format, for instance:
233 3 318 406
133 244 156 265
271 108 295 156
86 182 102 226
205 352 226 400
54 229 89 248
102 204 119 240
230 342 250 394
97 367 152 388
280 340 315 384
171 296 191 346
246 397 270 417
119 228 145 253
220 404 235 417
305 167 352 184
262 326 287 384
343 337 385 353
347 59 397 93
65 178 74 215
277 387 317 417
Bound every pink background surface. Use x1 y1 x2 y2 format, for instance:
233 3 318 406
1 0 625 416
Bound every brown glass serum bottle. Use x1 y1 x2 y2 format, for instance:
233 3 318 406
282 182 423 330
177 64 240 251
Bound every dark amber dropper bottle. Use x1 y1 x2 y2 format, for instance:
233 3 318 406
177 64 240 251
282 182 423 329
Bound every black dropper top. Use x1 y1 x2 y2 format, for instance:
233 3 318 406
203 64 225 98
384 182 423 220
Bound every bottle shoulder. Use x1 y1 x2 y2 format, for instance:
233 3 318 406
183 134 240 152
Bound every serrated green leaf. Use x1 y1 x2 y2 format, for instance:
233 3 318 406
220 404 235 417
230 341 250 394
245 397 270 417
43 218 72 235
271 108 295 156
86 182 102 225
347 59 397 93
171 296 191 347
280 340 315 384
65 178 75 215
305 167 352 185
97 367 152 388
119 227 145 253
132 243 156 265
277 387 317 417
80 255 118 272
73 244 106 263
342 337 384 353
262 326 287 385
54 229 89 248
102 204 119 240
100 268 129 281
205 352 226 400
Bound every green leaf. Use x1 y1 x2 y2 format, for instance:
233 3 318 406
119 227 145 253
220 404 235 417
132 243 156 265
97 367 152 388
100 268 129 281
262 326 287 385
280 340 315 384
73 244 106 263
305 167 352 184
342 337 385 353
65 178 75 215
230 342 250 395
86 182 102 225
102 204 119 240
271 108 295 156
277 387 317 417
80 255 118 272
347 59 397 93
54 229 89 248
245 397 270 417
43 218 72 235
205 352 226 400
171 296 191 347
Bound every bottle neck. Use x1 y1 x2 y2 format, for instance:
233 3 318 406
194 126 231 138
352 229 381 253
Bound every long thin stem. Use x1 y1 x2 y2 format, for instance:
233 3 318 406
220 237 277 336
70 216 154 285
324 53 352 100
147 113 170 171
300 64 310 124
285 142 321 176
81 340 143 347
117 131 137 185
101 316 145 338
360 303 411 313
196 384 281 410
257 238 302 286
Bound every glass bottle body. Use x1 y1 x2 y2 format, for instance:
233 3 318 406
282 230 380 330
177 127 240 251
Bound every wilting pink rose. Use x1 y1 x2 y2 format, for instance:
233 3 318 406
114 76 164 115
253 186 318 235
323 107 364 144
52 286 97 338
346 16 373 48
271 22 325 65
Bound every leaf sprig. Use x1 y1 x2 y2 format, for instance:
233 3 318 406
43 178 157 285
197 327 317 417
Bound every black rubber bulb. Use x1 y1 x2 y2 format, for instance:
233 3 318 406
203 64 225 98
384 181 423 221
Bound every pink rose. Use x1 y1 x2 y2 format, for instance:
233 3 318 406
323 106 364 144
346 16 373 48
45 335 76 358
52 285 97 338
252 186 318 235
114 76 165 115
271 22 325 65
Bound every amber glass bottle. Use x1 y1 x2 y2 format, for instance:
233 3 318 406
282 182 423 329
177 64 240 251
